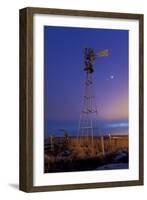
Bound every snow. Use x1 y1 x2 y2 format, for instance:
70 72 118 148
96 163 128 170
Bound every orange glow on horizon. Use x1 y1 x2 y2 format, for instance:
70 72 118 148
98 92 128 120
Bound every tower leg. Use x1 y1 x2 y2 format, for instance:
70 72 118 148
78 72 98 156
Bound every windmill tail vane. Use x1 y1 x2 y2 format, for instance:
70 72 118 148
97 49 109 57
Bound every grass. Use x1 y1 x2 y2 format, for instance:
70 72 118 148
44 135 128 173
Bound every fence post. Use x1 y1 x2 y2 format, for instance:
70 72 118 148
109 133 112 152
50 135 54 152
101 136 105 156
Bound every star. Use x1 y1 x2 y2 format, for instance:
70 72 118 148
110 75 114 79
106 75 115 81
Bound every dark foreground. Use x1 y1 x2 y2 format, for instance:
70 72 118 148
44 135 128 173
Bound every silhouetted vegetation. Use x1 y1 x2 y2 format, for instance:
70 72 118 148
44 135 128 173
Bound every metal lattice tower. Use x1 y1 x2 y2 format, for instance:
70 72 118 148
77 48 98 148
77 48 108 148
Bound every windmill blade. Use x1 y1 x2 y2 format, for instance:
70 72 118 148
97 49 108 57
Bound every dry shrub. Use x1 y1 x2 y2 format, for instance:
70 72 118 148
68 136 128 158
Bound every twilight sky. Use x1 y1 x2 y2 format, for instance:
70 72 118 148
44 26 128 123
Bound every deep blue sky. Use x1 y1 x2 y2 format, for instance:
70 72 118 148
44 26 128 128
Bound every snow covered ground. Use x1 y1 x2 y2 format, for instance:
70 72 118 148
96 163 128 170
96 150 128 170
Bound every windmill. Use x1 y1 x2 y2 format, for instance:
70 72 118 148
77 48 108 149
